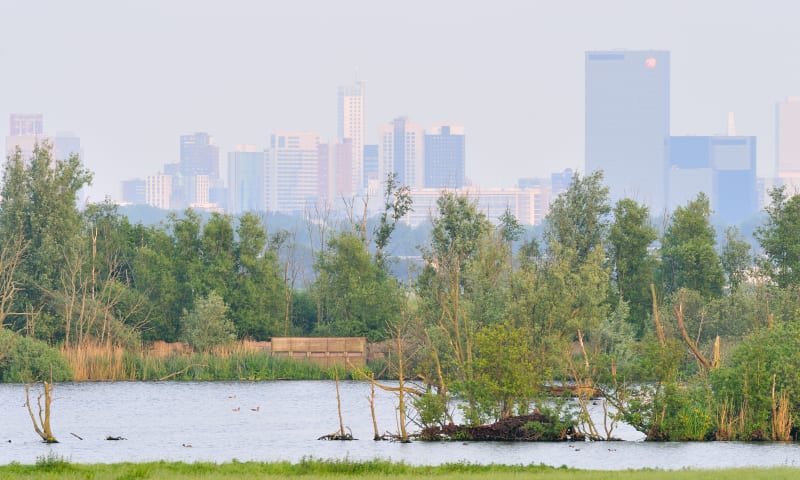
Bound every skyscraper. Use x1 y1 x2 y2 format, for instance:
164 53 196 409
667 135 757 225
228 146 266 214
54 132 81 160
316 140 353 207
379 117 424 189
363 144 379 186
6 113 47 158
585 50 670 213
424 124 465 189
266 132 320 214
9 113 43 136
146 174 173 210
338 82 365 192
776 97 800 190
180 132 220 179
121 178 146 205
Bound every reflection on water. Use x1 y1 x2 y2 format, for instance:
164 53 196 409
0 381 798 469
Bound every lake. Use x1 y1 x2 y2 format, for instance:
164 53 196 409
0 381 798 469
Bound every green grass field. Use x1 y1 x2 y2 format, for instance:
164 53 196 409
0 458 798 480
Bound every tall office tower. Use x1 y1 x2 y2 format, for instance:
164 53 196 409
424 124 465 188
53 132 81 160
186 174 211 206
121 178 146 205
776 98 800 190
551 168 575 196
227 145 266 214
379 117 425 189
667 135 757 225
363 144 379 185
266 132 320 214
9 113 43 136
180 132 220 179
585 50 670 213
338 82 365 192
317 140 354 207
146 174 173 210
6 113 47 158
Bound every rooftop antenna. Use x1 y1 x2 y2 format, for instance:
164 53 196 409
727 112 736 136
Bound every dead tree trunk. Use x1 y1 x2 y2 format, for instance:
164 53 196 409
24 381 58 443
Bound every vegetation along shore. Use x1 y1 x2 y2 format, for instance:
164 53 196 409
3 144 800 443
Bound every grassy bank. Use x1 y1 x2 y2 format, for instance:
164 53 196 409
60 343 374 381
1 458 798 479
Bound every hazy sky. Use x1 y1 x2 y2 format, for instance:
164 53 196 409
2 1 799 201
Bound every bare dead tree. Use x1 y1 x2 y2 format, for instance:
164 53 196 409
0 232 26 329
24 381 57 443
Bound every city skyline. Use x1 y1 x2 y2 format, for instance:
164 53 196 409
3 1 800 203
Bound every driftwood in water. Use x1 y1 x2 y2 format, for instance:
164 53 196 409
420 413 583 442
318 426 355 441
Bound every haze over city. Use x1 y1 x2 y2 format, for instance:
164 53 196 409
2 0 799 205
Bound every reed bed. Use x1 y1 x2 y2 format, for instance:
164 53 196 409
61 342 355 381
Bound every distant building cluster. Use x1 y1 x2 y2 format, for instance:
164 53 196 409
585 50 760 224
118 81 547 225
5 113 82 164
11 49 800 227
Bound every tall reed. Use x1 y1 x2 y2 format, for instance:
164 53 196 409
62 341 361 381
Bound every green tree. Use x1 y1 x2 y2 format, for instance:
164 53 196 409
660 193 724 298
609 198 658 336
0 143 92 341
314 232 400 340
755 186 800 288
373 173 412 269
471 321 539 420
720 226 752 292
229 213 283 339
180 291 235 351
543 170 610 264
416 193 492 395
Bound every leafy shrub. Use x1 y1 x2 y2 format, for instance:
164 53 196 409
0 328 72 382
180 291 236 351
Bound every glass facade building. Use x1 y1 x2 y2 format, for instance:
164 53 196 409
667 136 757 225
424 125 465 189
585 50 670 213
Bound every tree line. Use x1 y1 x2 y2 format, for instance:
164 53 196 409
3 144 800 441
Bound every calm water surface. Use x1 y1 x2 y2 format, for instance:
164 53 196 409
0 381 798 470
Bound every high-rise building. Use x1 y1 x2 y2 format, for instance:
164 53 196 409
585 50 670 213
9 113 43 136
121 178 146 205
424 124 465 189
405 187 551 227
363 144 379 186
338 82 365 192
186 175 211 206
6 113 47 158
53 132 81 160
180 132 220 179
776 97 800 190
317 140 355 207
146 174 173 210
379 117 424 189
266 132 320 214
227 146 266 214
667 135 757 225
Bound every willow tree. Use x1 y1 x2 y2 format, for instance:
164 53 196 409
660 193 724 298
0 143 92 341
